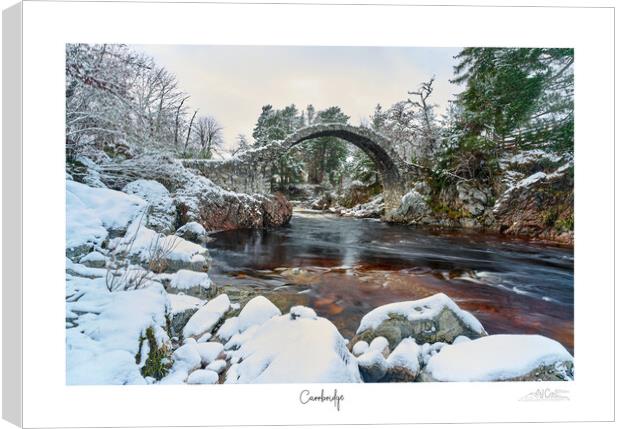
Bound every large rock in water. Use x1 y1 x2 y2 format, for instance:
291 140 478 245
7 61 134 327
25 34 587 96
351 293 487 351
418 334 574 382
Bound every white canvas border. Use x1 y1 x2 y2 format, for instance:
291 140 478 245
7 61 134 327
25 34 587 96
15 1 614 427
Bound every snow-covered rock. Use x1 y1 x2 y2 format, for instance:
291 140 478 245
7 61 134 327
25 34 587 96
225 307 361 384
356 349 388 382
175 221 208 244
419 334 574 382
167 269 214 298
206 359 227 374
187 369 219 384
183 294 231 339
168 294 204 315
196 342 225 366
79 251 107 268
171 339 203 373
368 336 390 357
215 316 240 342
392 189 431 221
353 293 487 349
66 180 147 257
123 179 176 233
384 338 421 382
352 341 369 357
493 162 574 244
68 180 147 237
167 294 205 337
237 296 281 333
117 221 211 273
340 195 384 219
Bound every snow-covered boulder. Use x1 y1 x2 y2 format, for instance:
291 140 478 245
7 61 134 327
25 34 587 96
183 294 231 339
352 341 369 357
225 306 361 384
167 294 205 337
167 269 214 298
356 349 388 382
196 342 225 366
215 296 280 342
206 359 227 374
79 251 107 268
171 339 202 373
383 338 421 382
175 221 208 244
237 296 281 332
187 369 219 384
123 179 176 234
215 316 240 342
355 336 392 382
116 221 211 273
418 334 574 382
352 293 487 350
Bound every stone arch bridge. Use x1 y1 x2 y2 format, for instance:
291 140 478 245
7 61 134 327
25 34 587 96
183 124 418 217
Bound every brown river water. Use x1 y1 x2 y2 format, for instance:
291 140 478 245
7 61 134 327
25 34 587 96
207 210 574 353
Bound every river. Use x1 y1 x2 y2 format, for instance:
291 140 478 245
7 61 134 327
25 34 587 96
207 210 574 353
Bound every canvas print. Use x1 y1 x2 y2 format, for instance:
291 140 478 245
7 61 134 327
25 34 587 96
65 44 574 385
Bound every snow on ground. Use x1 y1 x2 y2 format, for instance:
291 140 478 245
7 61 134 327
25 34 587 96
356 293 486 336
66 185 110 253
505 149 563 166
115 220 210 271
66 272 171 384
423 334 573 381
122 179 176 233
67 180 147 241
183 294 231 339
225 307 361 384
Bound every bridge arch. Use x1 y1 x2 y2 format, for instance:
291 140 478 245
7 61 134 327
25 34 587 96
280 124 406 214
183 124 409 217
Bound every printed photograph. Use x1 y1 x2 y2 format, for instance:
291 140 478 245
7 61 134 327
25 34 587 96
66 44 574 385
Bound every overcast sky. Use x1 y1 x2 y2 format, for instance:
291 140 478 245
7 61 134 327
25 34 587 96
133 45 463 151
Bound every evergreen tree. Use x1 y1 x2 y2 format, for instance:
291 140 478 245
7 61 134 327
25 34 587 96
303 106 350 185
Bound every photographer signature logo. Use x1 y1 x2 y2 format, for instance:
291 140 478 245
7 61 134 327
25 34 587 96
299 389 345 411
519 388 570 402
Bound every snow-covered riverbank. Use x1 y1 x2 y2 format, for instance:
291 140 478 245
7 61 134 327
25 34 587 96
66 177 573 385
